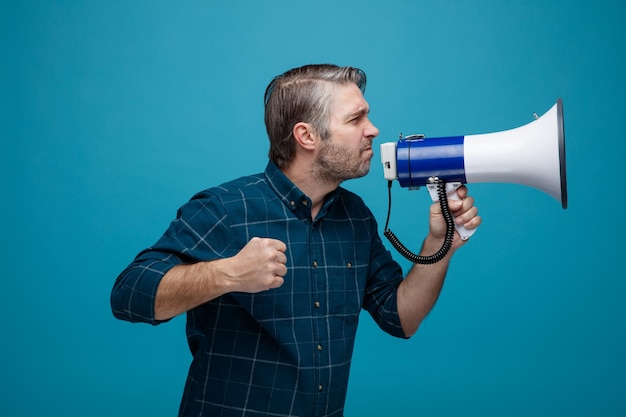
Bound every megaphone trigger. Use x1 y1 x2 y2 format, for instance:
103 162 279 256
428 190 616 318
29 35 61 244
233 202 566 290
426 181 476 241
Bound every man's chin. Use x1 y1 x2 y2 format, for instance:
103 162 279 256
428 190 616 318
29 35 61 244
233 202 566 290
353 162 371 179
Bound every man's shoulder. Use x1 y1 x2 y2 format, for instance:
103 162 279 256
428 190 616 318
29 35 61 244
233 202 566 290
334 186 376 220
216 172 267 193
194 172 267 199
336 186 367 205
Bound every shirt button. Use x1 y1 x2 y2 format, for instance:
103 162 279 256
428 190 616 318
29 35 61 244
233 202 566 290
317 344 323 351
314 301 320 309
302 200 308 206
318 384 323 391
347 262 352 268
290 201 295 207
312 261 318 268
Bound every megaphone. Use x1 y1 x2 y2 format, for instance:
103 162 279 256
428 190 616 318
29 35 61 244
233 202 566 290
380 99 567 242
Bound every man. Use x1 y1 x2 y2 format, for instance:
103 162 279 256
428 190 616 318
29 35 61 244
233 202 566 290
111 64 481 416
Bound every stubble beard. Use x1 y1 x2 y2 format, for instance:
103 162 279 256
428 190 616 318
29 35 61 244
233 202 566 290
312 140 372 185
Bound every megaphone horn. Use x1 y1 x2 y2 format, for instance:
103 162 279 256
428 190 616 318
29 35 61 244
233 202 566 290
380 99 568 209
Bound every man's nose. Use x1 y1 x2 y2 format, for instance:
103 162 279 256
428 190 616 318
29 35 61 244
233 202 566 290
366 119 380 139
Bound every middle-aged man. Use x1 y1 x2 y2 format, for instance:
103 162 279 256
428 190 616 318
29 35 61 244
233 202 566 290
111 63 481 416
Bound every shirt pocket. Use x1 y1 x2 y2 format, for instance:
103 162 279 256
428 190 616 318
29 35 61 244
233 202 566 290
327 255 369 323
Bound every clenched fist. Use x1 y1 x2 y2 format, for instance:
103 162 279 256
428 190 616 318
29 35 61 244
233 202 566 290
221 237 287 293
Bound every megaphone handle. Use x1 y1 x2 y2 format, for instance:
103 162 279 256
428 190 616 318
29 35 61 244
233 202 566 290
426 182 477 241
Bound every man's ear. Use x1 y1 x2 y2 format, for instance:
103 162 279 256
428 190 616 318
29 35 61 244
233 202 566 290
293 122 317 151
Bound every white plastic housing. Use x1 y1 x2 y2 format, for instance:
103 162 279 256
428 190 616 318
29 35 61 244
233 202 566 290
380 142 398 180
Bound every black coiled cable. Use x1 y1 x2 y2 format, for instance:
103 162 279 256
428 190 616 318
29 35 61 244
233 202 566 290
383 179 456 264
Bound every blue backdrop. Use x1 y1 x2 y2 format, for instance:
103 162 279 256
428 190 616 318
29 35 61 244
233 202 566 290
2 1 625 416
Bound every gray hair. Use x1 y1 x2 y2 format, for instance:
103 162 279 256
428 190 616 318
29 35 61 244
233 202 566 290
264 64 367 169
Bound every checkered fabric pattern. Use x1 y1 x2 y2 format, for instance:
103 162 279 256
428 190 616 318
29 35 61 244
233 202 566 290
111 162 405 417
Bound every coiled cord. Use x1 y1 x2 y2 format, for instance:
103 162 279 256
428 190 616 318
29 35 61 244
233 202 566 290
383 179 456 264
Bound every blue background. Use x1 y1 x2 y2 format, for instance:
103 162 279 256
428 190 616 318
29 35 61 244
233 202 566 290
2 1 625 416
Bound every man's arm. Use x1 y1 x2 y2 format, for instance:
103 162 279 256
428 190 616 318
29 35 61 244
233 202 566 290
396 186 481 337
154 237 287 321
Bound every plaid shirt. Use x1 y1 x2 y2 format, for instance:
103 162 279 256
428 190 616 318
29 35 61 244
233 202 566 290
111 162 405 417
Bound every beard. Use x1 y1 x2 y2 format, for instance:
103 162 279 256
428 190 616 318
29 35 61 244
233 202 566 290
312 139 372 185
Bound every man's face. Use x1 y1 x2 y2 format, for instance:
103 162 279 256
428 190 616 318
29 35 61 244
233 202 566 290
313 83 380 184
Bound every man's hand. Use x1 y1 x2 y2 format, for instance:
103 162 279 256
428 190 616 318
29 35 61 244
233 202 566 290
220 237 288 293
428 185 481 250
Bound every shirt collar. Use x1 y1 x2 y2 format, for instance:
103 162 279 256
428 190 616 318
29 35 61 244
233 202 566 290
264 161 339 220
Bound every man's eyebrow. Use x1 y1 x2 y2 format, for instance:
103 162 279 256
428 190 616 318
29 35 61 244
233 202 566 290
347 107 370 119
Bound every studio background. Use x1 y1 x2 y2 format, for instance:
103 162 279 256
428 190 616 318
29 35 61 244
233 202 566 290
2 1 624 416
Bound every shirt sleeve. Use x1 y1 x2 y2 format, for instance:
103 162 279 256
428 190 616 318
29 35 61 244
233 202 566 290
362 218 408 339
110 189 233 325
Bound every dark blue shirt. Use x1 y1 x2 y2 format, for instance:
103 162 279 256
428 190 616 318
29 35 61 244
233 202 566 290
111 162 406 416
